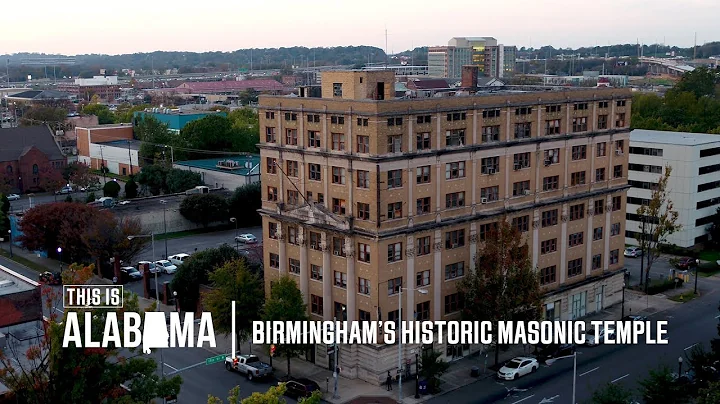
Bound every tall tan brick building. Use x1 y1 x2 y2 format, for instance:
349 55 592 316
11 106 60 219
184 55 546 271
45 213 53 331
258 70 631 384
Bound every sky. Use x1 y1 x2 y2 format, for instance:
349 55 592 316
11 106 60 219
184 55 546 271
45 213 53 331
1 0 719 55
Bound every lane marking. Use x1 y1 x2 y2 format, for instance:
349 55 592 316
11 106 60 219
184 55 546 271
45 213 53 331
579 367 600 377
684 343 698 351
611 374 629 383
510 394 535 404
714 314 720 319
164 363 179 371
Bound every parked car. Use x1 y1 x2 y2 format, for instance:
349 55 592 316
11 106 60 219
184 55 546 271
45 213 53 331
168 253 190 266
155 260 177 274
121 266 143 282
80 184 100 192
224 355 273 381
586 324 616 346
676 257 698 270
497 357 539 380
535 343 576 362
624 247 643 258
282 378 321 399
6 194 20 201
38 271 62 285
137 261 159 274
235 234 258 244
56 186 73 195
621 314 648 322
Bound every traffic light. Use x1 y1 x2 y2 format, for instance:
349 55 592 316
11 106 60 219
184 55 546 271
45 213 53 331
270 344 276 357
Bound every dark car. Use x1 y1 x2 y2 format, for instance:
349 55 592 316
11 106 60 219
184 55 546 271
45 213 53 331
38 271 62 285
283 378 320 399
535 343 576 362
676 257 697 270
622 315 648 322
120 266 143 283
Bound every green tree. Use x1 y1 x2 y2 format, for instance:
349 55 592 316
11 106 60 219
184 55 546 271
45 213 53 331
63 162 92 189
237 90 259 106
204 259 264 354
707 207 720 248
457 218 542 365
179 193 229 227
261 276 309 377
419 350 450 394
672 66 719 99
82 103 116 124
20 105 67 126
698 381 720 404
125 177 138 199
135 115 174 166
103 180 121 198
114 103 151 123
85 192 97 203
635 166 681 288
228 183 262 227
137 164 169 195
178 115 238 159
207 383 321 404
0 194 9 235
166 169 203 193
171 244 240 311
638 366 690 403
590 382 635 404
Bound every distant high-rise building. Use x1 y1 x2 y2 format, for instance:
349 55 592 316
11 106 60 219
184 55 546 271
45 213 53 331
428 37 516 79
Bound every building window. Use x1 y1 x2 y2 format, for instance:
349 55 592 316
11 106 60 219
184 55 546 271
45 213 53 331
357 202 370 220
592 200 603 214
445 161 466 179
417 115 432 124
332 133 345 151
611 223 621 236
289 258 300 274
417 197 431 214
268 222 278 239
571 171 586 186
356 170 370 188
571 145 587 160
570 204 584 221
334 271 347 288
330 115 344 125
513 215 529 233
610 249 620 265
569 232 584 247
332 198 346 215
416 132 431 150
358 243 370 263
357 135 369 153
387 135 402 153
630 146 663 156
515 107 532 115
541 239 557 254
595 168 606 182
416 236 431 256
545 105 561 113
482 109 501 118
447 112 467 121
331 167 346 184
333 237 345 257
542 209 558 227
265 111 275 119
542 175 559 191
417 166 431 184
332 83 343 96
287 226 298 244
359 309 371 321
387 242 402 262
482 125 500 142
445 229 465 249
269 253 279 269
311 295 323 315
387 202 402 219
265 127 276 142
512 180 531 197
567 258 583 277
308 130 321 148
573 103 589 111
388 277 402 295
597 142 607 157
308 164 322 181
417 270 430 287
387 310 399 324
612 196 622 211
285 129 298 145
286 161 298 177
481 157 500 174
267 186 278 202
446 129 466 147
416 301 430 321
539 266 556 285
480 186 499 202
387 117 403 126
308 231 321 250
613 165 623 179
307 114 320 123
544 149 559 165
357 117 368 126
592 254 602 270
284 112 297 121
479 222 497 241
572 117 588 132
597 115 608 129
593 227 603 241
513 152 530 169
445 262 465 280
358 278 370 295
444 293 464 314
311 265 323 281
616 100 627 107
616 113 626 128
598 101 609 109
387 170 402 189
514 122 531 139
286 190 299 205
266 157 277 174
545 119 561 135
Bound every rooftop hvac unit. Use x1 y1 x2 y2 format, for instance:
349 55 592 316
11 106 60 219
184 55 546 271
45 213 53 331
245 161 253 169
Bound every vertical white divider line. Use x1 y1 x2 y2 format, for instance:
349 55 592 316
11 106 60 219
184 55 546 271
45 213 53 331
232 300 236 359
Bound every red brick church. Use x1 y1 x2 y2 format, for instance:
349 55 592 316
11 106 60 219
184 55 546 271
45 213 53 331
0 126 67 193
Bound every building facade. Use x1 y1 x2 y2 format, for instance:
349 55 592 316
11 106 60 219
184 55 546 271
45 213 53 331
57 76 121 102
428 37 516 79
76 124 139 176
133 108 226 134
0 126 67 193
258 71 631 384
626 129 720 248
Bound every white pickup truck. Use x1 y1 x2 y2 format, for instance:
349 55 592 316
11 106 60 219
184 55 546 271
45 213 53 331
224 354 273 381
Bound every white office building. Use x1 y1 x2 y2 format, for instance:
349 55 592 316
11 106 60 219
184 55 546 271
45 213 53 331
626 129 720 248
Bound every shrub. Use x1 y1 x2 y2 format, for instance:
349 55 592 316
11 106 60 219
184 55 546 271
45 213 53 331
646 278 683 295
103 180 121 198
85 192 97 203
125 178 138 199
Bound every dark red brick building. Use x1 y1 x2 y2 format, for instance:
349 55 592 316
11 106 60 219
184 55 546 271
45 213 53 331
0 126 67 193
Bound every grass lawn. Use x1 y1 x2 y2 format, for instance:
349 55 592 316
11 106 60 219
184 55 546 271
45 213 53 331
0 249 48 273
699 250 720 263
670 291 699 302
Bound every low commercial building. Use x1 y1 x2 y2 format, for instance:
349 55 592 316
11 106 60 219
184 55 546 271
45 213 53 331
76 123 140 176
626 129 720 248
0 265 42 330
173 155 260 190
57 75 121 102
133 108 226 133
0 126 66 193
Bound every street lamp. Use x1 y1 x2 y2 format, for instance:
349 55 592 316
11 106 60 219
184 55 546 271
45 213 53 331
397 286 428 403
230 217 238 251
57 247 63 272
412 346 423 399
678 356 683 377
173 291 179 313
695 259 700 295
621 282 626 319
160 200 168 259
7 229 12 258
127 233 158 306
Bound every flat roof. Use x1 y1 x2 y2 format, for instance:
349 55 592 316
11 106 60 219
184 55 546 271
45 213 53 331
0 265 38 296
97 139 141 150
630 129 720 147
174 155 260 176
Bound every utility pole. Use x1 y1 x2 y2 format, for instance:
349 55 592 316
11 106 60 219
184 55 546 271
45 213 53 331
694 32 697 60
385 27 389 69
332 317 340 400
128 140 133 175
99 146 107 184
639 217 646 288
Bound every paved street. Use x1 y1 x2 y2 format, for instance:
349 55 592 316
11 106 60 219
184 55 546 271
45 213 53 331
624 254 677 286
429 279 720 404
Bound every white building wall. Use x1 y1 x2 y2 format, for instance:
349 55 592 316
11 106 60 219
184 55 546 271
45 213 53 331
172 164 260 191
89 144 139 175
